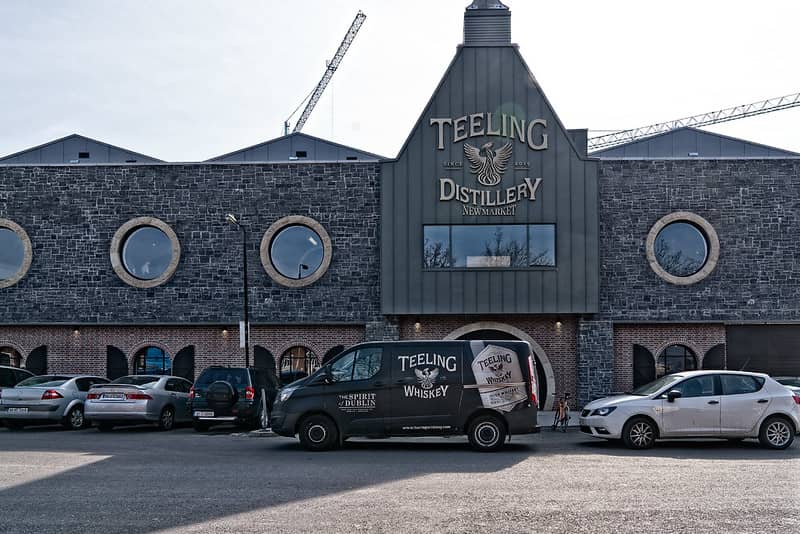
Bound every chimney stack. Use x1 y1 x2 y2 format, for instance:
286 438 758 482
463 0 511 46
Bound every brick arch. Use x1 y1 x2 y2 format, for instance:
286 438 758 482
652 341 703 365
128 341 176 368
275 341 324 364
0 341 26 367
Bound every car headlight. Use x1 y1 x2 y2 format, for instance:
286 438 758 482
591 406 617 416
279 387 297 403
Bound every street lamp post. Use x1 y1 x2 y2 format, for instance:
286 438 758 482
226 213 250 368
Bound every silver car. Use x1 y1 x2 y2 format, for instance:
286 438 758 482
85 375 192 431
0 374 109 430
580 370 800 450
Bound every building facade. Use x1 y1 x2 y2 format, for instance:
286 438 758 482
2 1 799 408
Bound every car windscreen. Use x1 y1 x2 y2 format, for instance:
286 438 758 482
112 376 160 387
195 369 248 387
630 374 685 396
776 377 800 387
15 376 71 388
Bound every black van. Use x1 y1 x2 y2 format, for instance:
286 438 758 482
270 340 539 451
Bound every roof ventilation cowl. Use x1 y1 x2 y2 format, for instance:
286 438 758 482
464 0 511 46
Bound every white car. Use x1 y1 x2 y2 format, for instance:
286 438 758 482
580 370 800 450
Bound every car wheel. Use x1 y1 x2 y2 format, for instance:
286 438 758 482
5 421 24 431
97 423 114 432
622 417 656 450
467 414 507 452
158 406 175 431
758 416 795 450
193 422 210 432
63 406 86 430
298 414 339 451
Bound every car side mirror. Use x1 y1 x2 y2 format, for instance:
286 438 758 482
666 390 682 402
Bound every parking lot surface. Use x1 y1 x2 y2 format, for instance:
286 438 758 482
0 425 798 533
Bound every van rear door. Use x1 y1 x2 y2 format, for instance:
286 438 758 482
387 343 463 435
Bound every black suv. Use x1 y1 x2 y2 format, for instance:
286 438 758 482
188 366 278 431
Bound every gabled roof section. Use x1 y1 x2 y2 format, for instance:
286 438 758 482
591 127 799 158
0 134 163 164
206 132 385 162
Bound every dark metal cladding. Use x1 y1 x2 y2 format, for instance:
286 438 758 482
381 36 599 315
464 0 511 46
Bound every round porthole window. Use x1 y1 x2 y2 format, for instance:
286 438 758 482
260 216 332 288
0 219 33 289
111 217 181 288
646 212 719 285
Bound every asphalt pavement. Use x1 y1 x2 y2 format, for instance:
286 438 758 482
0 423 797 533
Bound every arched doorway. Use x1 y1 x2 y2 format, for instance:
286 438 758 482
633 345 655 388
107 346 128 379
173 346 196 381
444 323 556 410
322 345 345 365
702 344 725 370
26 345 47 375
133 346 172 375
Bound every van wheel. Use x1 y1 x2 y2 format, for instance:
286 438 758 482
622 417 656 450
759 416 795 450
299 414 338 451
467 415 506 452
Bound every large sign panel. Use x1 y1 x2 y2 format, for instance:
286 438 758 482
430 112 546 216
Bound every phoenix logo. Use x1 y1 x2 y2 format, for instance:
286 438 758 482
487 362 505 378
464 141 513 187
414 367 440 390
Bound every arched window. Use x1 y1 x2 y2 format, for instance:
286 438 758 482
133 346 172 375
0 346 22 367
279 346 319 384
656 344 697 378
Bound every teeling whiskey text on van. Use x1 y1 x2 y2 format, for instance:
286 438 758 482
398 352 457 372
430 113 548 151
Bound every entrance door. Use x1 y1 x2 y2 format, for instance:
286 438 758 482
387 342 463 435
322 345 389 436
660 374 721 437
719 374 770 434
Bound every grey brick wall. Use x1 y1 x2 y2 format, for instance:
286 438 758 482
598 159 800 322
577 318 614 407
0 163 381 324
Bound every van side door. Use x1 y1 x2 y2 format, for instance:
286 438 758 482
387 343 463 435
323 346 389 437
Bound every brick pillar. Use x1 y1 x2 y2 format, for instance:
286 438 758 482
365 317 400 342
577 319 614 408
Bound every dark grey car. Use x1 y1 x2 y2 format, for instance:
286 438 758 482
85 375 193 431
0 374 109 430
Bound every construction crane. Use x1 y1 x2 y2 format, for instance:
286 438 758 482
587 92 800 152
284 11 367 135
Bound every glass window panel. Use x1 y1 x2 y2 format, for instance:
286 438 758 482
654 222 708 277
134 347 171 375
122 226 173 280
352 348 382 381
330 351 356 382
675 375 715 397
528 224 556 266
423 226 451 268
270 225 324 279
0 228 25 280
452 225 527 268
721 374 762 395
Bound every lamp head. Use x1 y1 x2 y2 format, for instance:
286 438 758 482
225 213 239 225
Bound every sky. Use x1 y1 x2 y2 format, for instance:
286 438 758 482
1 0 799 161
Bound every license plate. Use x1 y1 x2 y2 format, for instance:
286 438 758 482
7 407 28 414
194 411 214 417
101 393 125 400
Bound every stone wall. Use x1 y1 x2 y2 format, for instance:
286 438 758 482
0 162 381 324
576 319 613 407
598 158 800 321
